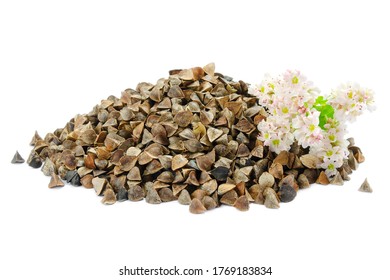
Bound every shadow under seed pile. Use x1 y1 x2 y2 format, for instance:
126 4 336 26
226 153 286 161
25 63 365 213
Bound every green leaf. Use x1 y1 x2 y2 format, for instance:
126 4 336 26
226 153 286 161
313 96 327 108
313 96 334 129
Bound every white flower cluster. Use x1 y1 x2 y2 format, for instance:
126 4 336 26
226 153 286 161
249 71 375 178
329 82 376 122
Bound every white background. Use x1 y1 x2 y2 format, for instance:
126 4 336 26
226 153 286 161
1 1 389 279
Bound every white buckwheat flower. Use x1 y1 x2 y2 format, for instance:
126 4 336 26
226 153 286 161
292 109 323 148
329 82 375 122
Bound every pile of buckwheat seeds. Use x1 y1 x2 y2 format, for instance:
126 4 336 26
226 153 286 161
12 64 370 213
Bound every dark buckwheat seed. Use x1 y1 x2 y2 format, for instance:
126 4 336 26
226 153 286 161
116 187 128 202
210 166 229 181
278 185 297 203
11 151 25 164
65 171 81 186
